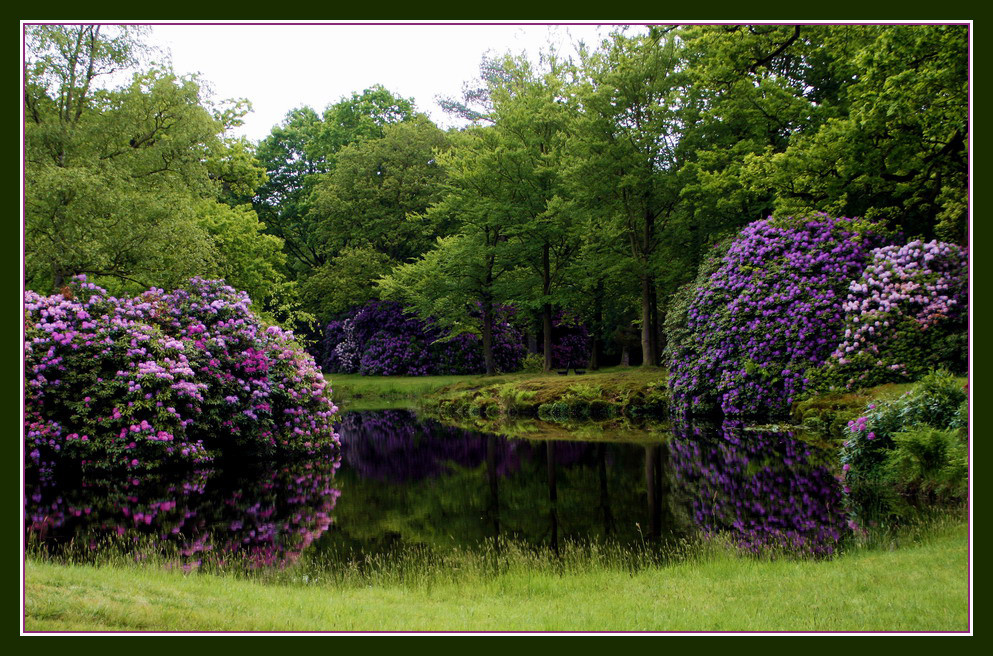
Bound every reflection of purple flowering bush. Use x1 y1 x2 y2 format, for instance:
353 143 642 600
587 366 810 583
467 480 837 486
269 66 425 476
817 240 968 390
670 420 850 556
668 215 889 418
24 277 339 473
319 301 524 375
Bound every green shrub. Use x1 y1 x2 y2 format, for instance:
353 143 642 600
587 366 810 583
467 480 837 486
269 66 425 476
841 370 968 523
520 353 544 373
881 427 968 514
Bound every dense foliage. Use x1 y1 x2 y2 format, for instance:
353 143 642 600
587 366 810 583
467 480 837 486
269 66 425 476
667 215 890 418
840 371 968 523
24 277 339 474
25 25 968 378
319 301 524 376
815 240 968 390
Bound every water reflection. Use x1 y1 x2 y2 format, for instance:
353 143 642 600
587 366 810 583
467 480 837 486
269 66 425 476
25 454 341 569
670 420 848 556
26 410 852 569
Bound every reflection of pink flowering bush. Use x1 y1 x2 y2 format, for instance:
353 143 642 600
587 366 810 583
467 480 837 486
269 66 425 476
24 277 339 473
668 215 889 418
818 240 967 390
26 455 341 570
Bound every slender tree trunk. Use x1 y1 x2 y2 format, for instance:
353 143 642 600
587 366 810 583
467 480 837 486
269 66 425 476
590 278 604 370
542 243 553 372
482 297 496 375
641 273 658 367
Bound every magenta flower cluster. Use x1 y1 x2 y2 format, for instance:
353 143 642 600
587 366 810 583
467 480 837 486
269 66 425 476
822 240 968 389
24 276 339 473
549 311 591 370
668 215 888 417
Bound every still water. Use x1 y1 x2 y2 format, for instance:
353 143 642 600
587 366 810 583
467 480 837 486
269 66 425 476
25 410 850 569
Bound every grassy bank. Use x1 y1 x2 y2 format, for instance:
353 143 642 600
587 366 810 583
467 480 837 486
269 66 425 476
420 367 669 421
327 373 479 403
24 519 968 632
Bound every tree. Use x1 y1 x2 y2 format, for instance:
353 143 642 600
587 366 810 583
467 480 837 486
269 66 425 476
564 29 686 367
448 54 580 372
24 25 275 299
740 25 969 243
300 246 397 325
253 86 418 278
251 107 329 275
308 115 452 264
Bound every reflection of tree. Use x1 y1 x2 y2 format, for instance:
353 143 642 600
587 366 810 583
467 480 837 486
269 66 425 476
325 411 651 556
339 410 522 482
670 420 849 556
25 451 341 569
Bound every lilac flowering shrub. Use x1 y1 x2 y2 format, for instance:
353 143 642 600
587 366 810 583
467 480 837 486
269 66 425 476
319 301 525 375
839 370 967 523
814 240 968 391
667 215 889 418
24 277 339 474
432 306 526 375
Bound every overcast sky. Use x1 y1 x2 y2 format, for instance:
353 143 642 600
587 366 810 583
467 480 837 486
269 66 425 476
142 22 638 143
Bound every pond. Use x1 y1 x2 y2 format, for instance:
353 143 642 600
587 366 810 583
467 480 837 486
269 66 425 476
25 409 851 571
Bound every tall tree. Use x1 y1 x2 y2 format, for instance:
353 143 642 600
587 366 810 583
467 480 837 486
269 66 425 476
24 25 272 295
253 86 417 277
457 54 580 371
564 29 686 367
740 25 969 243
308 115 452 264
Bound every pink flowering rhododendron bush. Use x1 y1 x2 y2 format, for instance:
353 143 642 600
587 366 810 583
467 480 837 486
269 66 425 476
24 277 339 474
814 240 968 390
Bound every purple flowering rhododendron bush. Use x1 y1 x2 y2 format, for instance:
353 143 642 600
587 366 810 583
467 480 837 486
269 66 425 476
24 277 339 473
816 240 968 390
320 300 524 376
667 215 890 418
549 312 591 370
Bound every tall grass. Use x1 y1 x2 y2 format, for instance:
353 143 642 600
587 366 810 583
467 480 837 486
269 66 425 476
24 515 968 632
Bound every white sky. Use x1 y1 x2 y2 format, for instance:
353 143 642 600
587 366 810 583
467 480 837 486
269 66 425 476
141 22 638 142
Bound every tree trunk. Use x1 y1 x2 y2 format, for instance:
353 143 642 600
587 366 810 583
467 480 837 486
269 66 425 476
589 278 604 370
542 303 553 372
641 273 658 367
542 243 553 372
482 298 496 375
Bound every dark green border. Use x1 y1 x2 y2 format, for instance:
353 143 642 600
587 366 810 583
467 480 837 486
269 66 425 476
12 8 979 645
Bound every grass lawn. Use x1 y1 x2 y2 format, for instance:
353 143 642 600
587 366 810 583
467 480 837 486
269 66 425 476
328 366 664 404
24 520 968 633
